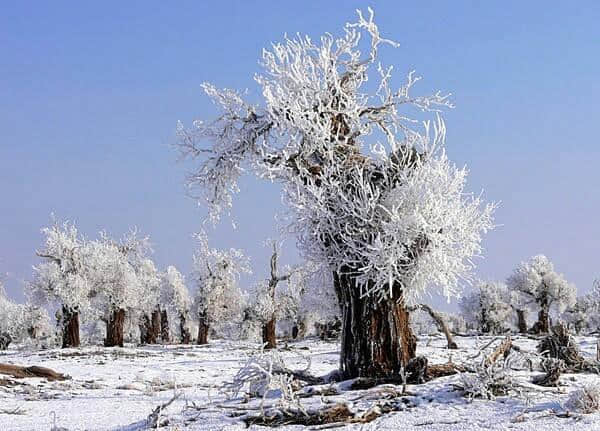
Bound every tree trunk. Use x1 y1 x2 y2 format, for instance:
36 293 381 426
197 314 209 345
418 304 458 349
534 306 550 334
149 308 161 343
139 314 151 344
160 309 170 343
516 309 528 333
105 308 125 347
262 319 277 349
179 312 191 344
335 272 416 378
61 306 80 348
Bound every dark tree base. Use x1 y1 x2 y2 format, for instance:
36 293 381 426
61 306 80 348
262 319 276 349
105 308 125 347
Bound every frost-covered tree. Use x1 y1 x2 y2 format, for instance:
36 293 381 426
191 233 250 344
160 266 192 343
289 263 340 339
177 9 495 377
1 282 54 348
29 220 90 348
460 282 513 334
86 230 152 347
563 295 595 334
564 280 600 334
507 255 576 334
251 241 298 349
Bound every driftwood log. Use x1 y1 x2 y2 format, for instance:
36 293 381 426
416 304 458 349
0 363 70 381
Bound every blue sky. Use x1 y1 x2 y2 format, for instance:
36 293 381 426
1 1 599 311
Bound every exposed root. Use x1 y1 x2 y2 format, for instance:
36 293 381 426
532 358 564 387
537 323 599 372
350 356 465 390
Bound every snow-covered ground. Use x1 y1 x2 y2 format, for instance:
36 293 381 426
2 335 600 430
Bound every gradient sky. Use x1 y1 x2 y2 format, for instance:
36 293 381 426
1 1 599 311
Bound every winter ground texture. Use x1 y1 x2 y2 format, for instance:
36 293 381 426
2 335 600 430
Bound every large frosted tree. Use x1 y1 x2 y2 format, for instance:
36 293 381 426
177 9 494 377
507 255 576 334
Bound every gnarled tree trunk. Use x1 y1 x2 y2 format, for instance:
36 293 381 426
179 312 191 344
335 272 416 378
533 307 550 334
516 309 528 334
61 306 80 348
197 313 209 345
262 318 276 349
105 308 125 347
160 308 170 343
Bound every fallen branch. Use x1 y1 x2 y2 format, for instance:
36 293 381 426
484 336 512 366
146 392 182 428
0 364 70 381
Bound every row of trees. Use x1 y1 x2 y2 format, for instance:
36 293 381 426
26 221 192 348
460 254 587 335
1 220 341 350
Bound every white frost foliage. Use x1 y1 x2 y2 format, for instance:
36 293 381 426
85 236 145 320
178 8 495 304
460 282 513 334
191 232 250 325
566 384 600 414
507 255 576 314
0 285 53 345
160 266 192 339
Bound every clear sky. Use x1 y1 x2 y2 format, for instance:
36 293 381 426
1 1 599 311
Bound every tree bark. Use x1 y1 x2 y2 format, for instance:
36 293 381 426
105 308 125 347
534 307 550 334
60 305 80 348
160 309 170 343
149 308 161 343
179 312 191 344
197 313 209 345
139 314 151 344
262 318 277 349
418 304 458 349
516 309 528 334
335 272 416 378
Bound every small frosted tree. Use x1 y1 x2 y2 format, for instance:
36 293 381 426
160 266 192 343
251 241 298 349
507 255 576 334
191 233 250 344
177 9 495 377
29 220 90 348
290 263 340 339
460 282 513 334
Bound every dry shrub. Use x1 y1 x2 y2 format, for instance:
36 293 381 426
565 384 600 413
